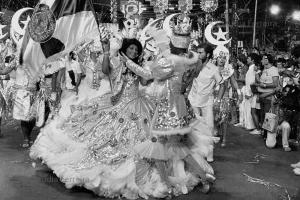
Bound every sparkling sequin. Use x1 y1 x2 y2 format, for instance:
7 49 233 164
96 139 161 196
170 112 176 117
119 118 124 123
130 113 138 121
57 70 154 171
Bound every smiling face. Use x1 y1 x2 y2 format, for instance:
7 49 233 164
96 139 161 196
213 46 229 68
126 44 139 59
216 55 227 67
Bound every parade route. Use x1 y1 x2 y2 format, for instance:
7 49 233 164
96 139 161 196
0 119 299 200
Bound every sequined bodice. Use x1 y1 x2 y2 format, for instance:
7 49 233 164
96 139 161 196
165 72 183 94
120 73 140 99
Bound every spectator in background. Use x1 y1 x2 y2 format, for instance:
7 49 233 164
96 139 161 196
292 45 300 64
234 54 248 126
258 54 280 140
237 54 248 82
268 84 300 152
244 53 261 134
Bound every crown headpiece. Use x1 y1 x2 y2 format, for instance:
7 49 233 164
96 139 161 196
163 13 192 49
172 14 192 36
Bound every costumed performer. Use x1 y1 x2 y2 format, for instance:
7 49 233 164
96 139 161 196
30 29 170 199
134 14 216 196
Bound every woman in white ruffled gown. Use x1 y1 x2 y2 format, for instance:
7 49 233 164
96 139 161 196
30 38 169 199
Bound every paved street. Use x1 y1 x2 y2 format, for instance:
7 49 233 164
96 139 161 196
0 119 299 200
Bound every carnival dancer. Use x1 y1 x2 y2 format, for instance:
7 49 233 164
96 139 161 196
214 47 241 147
134 14 216 195
200 22 241 147
30 34 169 199
0 48 38 147
0 42 18 134
0 55 15 137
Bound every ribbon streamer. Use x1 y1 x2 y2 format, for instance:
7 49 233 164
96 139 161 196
245 153 268 164
243 173 292 200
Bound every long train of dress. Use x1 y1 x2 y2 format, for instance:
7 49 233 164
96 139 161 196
30 55 216 199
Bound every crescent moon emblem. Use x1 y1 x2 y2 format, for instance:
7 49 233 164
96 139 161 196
204 21 231 46
11 7 33 35
163 13 180 37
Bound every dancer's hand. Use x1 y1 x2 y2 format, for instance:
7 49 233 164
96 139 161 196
99 26 110 52
120 52 129 63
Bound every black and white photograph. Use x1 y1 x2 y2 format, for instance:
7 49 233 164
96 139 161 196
0 0 299 199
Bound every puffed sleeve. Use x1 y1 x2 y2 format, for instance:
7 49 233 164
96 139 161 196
125 59 154 80
151 58 175 80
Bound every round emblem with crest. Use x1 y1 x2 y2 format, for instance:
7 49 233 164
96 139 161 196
28 3 56 43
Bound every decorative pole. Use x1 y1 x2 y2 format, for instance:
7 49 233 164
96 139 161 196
231 0 238 56
225 0 229 39
252 0 258 47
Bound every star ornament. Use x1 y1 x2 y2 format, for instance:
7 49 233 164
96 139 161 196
213 27 228 41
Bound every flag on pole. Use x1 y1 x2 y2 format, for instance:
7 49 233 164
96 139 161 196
20 0 99 79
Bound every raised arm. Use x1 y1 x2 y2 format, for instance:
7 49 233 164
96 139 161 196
125 59 153 80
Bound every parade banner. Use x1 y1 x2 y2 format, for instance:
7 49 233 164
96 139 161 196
20 0 99 79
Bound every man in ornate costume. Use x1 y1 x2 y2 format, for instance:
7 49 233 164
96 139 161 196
133 13 217 195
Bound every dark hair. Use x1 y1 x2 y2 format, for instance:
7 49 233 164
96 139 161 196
263 54 274 65
276 58 285 64
119 38 143 64
169 42 187 55
197 43 214 60
292 45 300 59
237 54 247 65
248 53 260 65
